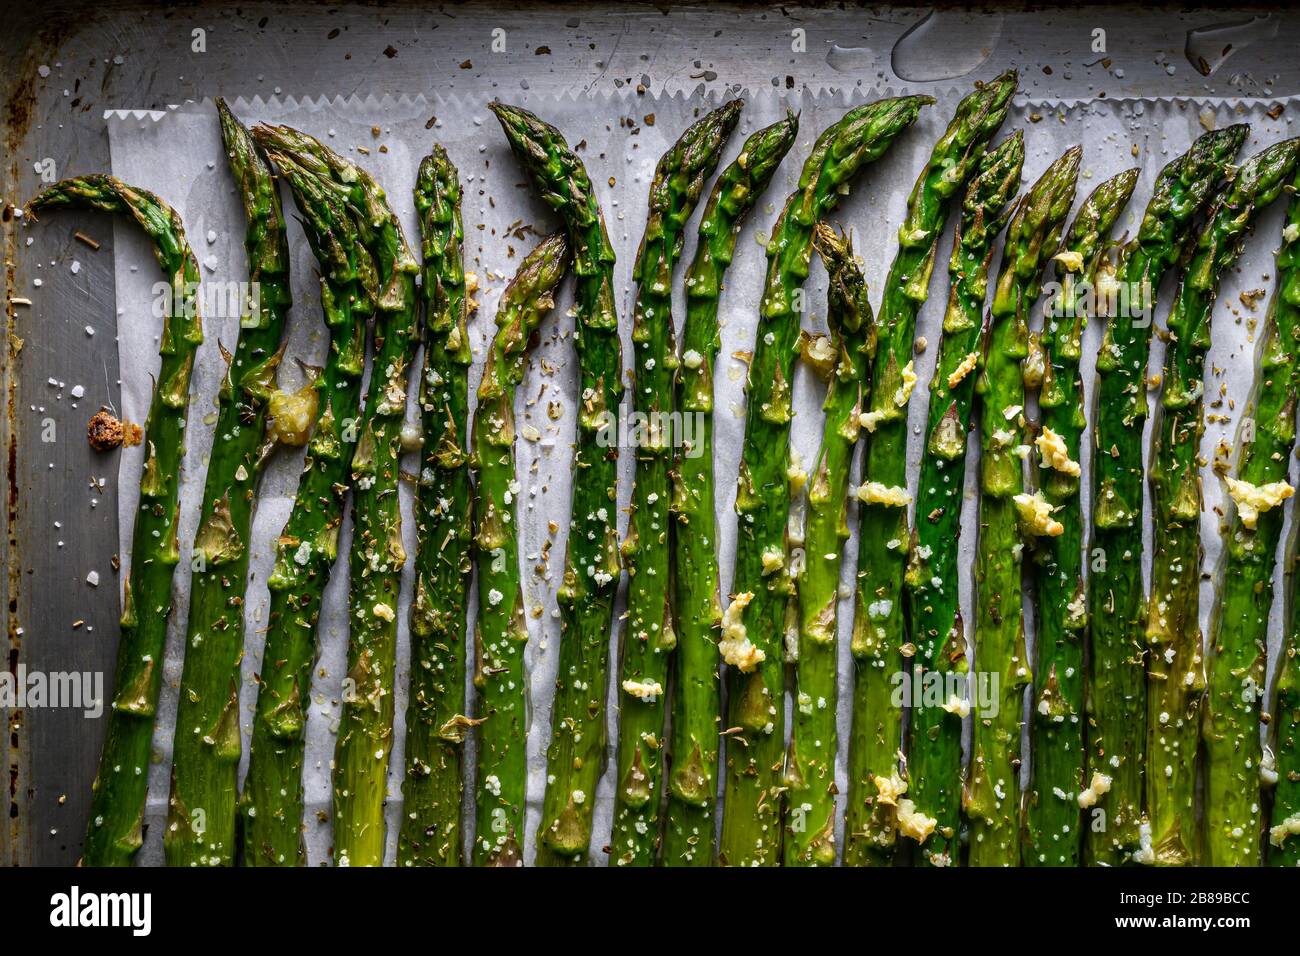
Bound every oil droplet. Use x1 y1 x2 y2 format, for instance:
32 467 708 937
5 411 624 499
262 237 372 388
1185 14 1278 77
883 10 1003 82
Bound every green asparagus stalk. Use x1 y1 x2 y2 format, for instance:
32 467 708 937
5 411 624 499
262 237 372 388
966 146 1080 868
1185 140 1300 867
258 129 420 867
843 74 1017 869
662 114 799 866
397 146 473 867
1022 168 1138 868
782 224 875 866
488 102 623 865
1265 181 1300 868
611 100 742 867
901 132 1024 867
30 176 202 866
1085 124 1247 865
162 102 294 867
718 94 932 867
239 129 373 866
334 183 418 867
1273 589 1300 865
471 233 571 867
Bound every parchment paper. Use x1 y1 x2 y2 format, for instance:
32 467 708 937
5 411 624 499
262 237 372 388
105 88 1297 865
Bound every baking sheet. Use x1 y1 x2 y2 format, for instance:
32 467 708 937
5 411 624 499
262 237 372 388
103 88 1297 864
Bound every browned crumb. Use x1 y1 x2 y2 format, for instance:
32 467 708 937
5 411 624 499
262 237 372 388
87 409 140 451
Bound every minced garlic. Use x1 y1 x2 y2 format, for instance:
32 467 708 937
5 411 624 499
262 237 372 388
872 770 908 806
1076 771 1112 809
1036 426 1081 477
1225 476 1294 530
857 481 912 508
719 592 765 672
896 798 937 843
859 409 886 433
947 351 979 389
1270 812 1300 847
266 381 320 447
622 678 664 702
787 450 808 493
894 360 917 407
1014 491 1065 537
942 694 970 718
1053 250 1084 272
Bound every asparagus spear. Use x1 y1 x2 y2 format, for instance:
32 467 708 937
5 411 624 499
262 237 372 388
662 114 799 866
1183 140 1300 867
782 224 875 866
719 94 932 867
471 233 571 867
162 102 294 867
1022 168 1138 868
901 132 1024 867
966 146 1080 868
397 146 473 867
336 184 418 866
611 100 742 867
1273 596 1300 864
488 102 623 865
29 176 202 866
844 74 1017 869
1087 124 1248 865
258 129 420 867
1265 181 1300 869
239 129 373 866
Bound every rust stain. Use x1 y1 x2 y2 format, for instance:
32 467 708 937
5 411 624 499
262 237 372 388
0 5 72 869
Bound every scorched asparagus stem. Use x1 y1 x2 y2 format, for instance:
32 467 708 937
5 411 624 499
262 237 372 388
718 94 932 867
662 114 798 866
966 145 1080 868
1183 139 1300 867
783 224 875 866
240 126 374 866
1086 124 1247 866
901 132 1024 867
472 233 570 866
1023 167 1138 867
843 73 1018 868
397 146 474 867
489 102 623 865
30 176 203 867
165 101 295 867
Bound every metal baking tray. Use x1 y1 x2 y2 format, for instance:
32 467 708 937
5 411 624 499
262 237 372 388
4 0 1298 866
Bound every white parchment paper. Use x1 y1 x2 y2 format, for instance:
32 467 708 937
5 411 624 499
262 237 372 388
105 89 1297 865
